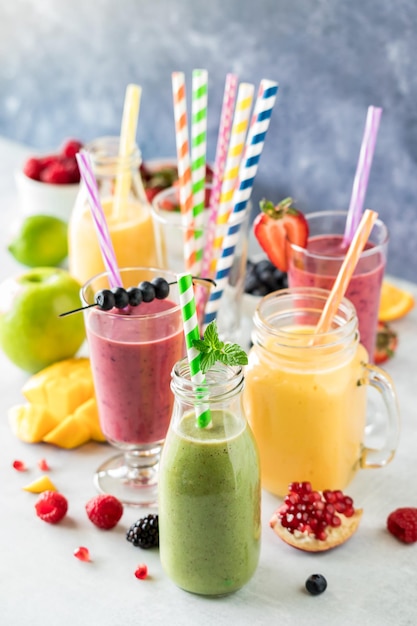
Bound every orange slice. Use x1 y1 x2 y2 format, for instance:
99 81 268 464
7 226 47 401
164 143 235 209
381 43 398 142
378 281 415 322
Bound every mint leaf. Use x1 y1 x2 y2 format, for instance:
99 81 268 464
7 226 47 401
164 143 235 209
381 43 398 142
191 321 248 373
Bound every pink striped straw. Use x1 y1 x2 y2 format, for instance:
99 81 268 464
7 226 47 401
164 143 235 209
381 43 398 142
200 73 238 279
172 71 197 274
343 106 383 245
76 151 122 288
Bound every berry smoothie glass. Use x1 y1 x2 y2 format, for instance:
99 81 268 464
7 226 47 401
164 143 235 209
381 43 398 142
287 210 388 361
81 267 184 506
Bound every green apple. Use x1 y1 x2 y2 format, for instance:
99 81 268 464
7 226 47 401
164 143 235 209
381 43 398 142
0 267 85 373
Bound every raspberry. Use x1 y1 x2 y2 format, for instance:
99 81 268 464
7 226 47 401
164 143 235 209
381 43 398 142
40 159 74 185
387 507 417 543
61 139 83 158
35 490 68 524
23 157 43 181
85 494 123 530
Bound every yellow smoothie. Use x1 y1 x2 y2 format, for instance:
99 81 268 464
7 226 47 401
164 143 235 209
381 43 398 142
243 327 368 495
68 197 158 285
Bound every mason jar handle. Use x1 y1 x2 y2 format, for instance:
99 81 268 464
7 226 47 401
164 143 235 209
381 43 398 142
359 364 401 469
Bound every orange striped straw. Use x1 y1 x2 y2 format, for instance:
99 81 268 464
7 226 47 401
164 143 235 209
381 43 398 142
209 82 254 275
314 209 378 337
172 71 197 274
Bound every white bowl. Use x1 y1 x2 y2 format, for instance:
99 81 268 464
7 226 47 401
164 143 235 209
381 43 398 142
15 169 80 223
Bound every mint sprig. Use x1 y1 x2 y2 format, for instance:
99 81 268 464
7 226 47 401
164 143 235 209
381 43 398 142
192 321 248 374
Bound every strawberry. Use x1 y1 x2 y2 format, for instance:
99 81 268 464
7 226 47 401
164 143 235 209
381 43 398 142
85 494 123 529
374 321 398 364
253 197 309 272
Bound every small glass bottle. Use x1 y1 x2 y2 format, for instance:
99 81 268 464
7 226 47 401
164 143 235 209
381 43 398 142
158 358 261 596
68 136 158 285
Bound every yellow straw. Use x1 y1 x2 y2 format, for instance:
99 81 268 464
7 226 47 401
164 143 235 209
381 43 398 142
113 83 142 218
314 208 378 337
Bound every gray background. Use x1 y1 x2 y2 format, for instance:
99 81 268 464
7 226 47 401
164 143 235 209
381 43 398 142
1 0 416 281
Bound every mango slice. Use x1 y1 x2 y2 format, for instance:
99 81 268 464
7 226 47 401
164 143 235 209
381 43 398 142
22 357 93 420
43 414 92 449
73 397 106 442
8 404 59 443
23 475 57 493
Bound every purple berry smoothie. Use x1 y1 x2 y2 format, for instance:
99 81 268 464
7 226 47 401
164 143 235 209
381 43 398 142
85 298 184 445
288 234 385 360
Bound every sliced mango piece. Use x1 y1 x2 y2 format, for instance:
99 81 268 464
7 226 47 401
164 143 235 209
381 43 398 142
43 413 92 449
22 357 93 419
73 397 106 442
23 475 57 493
8 404 59 443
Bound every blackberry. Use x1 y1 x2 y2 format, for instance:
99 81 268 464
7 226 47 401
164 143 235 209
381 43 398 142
126 514 159 549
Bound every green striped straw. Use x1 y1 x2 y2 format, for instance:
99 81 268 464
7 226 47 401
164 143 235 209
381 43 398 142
191 69 208 275
177 273 211 428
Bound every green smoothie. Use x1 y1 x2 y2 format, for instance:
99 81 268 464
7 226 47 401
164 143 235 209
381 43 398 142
158 409 261 596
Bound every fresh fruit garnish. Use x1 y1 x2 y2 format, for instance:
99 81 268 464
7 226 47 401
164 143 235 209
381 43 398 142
387 507 417 544
23 475 57 493
126 514 159 549
192 320 248 374
35 490 68 524
74 546 91 562
22 140 83 185
305 574 327 595
269 481 362 552
12 459 27 471
7 214 68 268
134 564 148 580
244 259 288 297
374 321 398 364
378 280 415 322
85 494 123 530
253 197 309 272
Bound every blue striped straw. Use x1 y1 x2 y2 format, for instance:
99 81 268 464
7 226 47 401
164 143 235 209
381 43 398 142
203 79 279 330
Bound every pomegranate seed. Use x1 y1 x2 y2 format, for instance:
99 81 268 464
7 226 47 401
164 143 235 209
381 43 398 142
134 564 148 580
38 458 50 471
12 460 27 471
323 490 336 503
74 546 91 562
344 507 355 518
335 501 347 514
331 515 342 527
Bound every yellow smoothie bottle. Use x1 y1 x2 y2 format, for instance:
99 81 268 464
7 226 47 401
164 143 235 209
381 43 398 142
243 287 400 496
68 136 158 285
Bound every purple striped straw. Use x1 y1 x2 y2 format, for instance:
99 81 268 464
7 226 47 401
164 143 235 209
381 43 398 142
343 106 383 245
76 151 122 288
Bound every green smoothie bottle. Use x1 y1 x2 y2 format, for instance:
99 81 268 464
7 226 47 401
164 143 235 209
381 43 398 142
158 358 261 596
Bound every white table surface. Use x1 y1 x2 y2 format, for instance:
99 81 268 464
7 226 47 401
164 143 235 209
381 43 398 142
0 137 416 626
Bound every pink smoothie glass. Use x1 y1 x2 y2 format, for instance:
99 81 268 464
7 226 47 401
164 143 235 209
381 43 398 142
287 210 388 362
81 267 184 506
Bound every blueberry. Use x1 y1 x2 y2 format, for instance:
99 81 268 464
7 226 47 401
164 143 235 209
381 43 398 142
127 286 143 306
95 289 115 311
139 281 156 303
151 277 170 299
111 287 129 309
305 574 327 595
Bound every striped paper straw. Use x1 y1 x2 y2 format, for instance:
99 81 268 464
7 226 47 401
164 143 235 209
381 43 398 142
209 81 255 275
172 72 197 274
113 83 142 219
191 69 208 274
76 151 122 288
203 79 279 330
200 73 238 279
177 273 211 429
343 105 383 245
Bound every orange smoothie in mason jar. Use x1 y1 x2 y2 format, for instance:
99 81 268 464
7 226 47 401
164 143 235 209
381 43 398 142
243 287 400 496
68 136 158 285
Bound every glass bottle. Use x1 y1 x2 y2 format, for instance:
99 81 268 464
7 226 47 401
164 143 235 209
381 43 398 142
243 287 400 496
158 358 261 596
68 135 158 285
